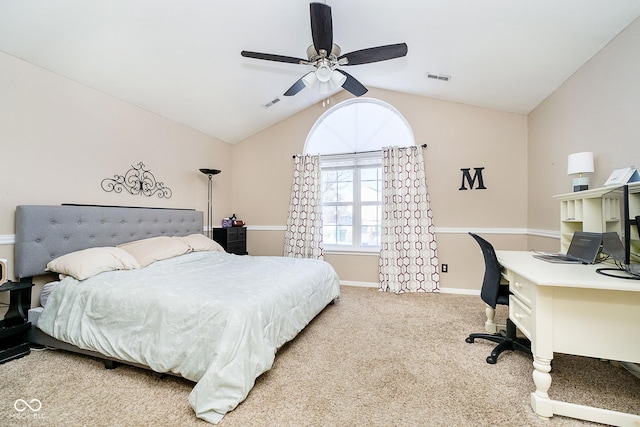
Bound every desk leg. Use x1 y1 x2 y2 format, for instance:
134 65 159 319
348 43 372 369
484 304 497 333
531 356 553 419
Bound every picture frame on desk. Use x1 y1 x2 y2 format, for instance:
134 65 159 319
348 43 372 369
604 167 640 186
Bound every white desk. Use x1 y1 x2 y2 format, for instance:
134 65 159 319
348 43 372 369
496 251 640 426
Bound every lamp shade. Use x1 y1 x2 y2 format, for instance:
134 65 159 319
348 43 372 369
567 152 594 175
199 168 221 176
302 69 346 94
302 71 318 89
330 70 347 87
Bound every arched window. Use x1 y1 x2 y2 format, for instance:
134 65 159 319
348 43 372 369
304 98 415 252
304 98 415 155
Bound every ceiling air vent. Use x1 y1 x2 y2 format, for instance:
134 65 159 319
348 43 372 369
262 97 281 108
426 73 451 82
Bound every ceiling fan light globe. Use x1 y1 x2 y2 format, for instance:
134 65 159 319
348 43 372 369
318 81 332 94
330 70 347 87
302 71 318 89
316 64 333 82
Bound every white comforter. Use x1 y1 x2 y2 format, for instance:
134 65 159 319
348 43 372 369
38 251 340 424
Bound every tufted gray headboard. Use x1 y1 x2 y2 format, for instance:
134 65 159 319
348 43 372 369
15 205 203 279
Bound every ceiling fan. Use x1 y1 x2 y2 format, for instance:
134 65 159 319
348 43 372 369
241 2 408 98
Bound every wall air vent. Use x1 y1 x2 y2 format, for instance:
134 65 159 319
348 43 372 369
262 97 281 108
426 73 451 82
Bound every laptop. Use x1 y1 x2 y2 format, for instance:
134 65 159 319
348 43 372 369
533 231 602 264
601 231 626 263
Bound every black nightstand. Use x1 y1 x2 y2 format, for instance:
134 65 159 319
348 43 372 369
213 227 247 255
0 280 33 363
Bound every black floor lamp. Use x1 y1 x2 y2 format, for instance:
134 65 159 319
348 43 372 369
199 168 221 239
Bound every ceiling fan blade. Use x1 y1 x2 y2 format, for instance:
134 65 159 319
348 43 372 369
310 2 333 54
335 69 368 97
283 75 309 96
241 50 307 65
338 43 408 65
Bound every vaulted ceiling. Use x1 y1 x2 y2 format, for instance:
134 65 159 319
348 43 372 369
1 1 639 144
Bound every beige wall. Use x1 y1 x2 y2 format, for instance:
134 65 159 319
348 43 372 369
0 52 232 281
6 17 637 295
528 17 640 242
232 88 529 290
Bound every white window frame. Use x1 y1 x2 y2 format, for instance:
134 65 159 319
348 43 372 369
321 152 383 253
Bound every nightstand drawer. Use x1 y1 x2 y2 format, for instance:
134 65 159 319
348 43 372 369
1 280 33 363
212 227 248 255
0 321 30 339
227 241 247 255
509 295 533 340
227 227 239 240
0 322 31 364
228 227 245 241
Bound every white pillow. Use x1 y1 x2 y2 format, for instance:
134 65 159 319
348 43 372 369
39 281 59 307
46 247 141 280
117 236 191 267
175 234 225 252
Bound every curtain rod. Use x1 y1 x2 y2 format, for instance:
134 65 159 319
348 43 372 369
292 144 427 159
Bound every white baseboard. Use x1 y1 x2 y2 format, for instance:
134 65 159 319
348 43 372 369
340 281 378 288
340 280 480 296
438 287 481 295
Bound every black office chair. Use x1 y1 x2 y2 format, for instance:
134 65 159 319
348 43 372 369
465 232 531 364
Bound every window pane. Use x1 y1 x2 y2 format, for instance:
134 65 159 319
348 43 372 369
361 205 381 246
322 169 353 203
361 205 380 226
361 167 381 202
337 169 354 181
336 170 353 203
337 206 353 226
336 226 352 245
324 225 353 245
360 225 381 246
322 206 337 226
323 205 353 245
360 167 379 181
323 225 337 245
305 99 415 156
322 171 338 203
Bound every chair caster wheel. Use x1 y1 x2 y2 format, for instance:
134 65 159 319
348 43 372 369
465 337 474 343
486 356 497 364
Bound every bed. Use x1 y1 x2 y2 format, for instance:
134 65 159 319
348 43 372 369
14 204 340 424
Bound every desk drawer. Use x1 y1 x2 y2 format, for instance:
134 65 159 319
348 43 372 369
509 295 533 340
508 273 534 306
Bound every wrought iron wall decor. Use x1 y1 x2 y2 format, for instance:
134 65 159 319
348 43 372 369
101 162 173 198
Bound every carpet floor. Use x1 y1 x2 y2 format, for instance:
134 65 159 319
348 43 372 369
1 285 638 426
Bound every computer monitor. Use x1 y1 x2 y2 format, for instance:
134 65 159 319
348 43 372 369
599 185 640 279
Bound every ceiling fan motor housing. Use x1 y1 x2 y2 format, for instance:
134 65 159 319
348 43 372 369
306 43 341 62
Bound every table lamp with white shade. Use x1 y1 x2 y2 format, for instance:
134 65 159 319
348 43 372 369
567 152 594 192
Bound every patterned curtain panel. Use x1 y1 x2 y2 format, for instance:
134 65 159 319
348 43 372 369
379 146 440 293
283 154 324 259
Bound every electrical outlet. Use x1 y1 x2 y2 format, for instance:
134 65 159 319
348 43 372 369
441 264 448 273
